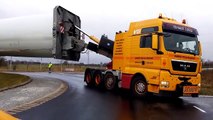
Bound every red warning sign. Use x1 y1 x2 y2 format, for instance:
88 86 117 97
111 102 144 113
60 26 65 33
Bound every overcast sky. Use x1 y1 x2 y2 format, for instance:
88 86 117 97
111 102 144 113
0 0 213 63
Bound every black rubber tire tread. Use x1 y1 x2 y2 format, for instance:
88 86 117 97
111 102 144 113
191 93 199 97
104 72 117 91
131 76 148 97
94 70 103 87
84 68 94 87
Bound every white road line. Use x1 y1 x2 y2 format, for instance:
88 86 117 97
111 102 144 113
193 106 207 113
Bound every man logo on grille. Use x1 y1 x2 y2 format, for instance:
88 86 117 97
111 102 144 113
180 64 190 71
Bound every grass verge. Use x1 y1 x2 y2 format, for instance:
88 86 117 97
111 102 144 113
200 70 213 95
0 73 30 91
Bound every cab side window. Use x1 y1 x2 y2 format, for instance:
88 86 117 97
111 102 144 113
140 36 152 48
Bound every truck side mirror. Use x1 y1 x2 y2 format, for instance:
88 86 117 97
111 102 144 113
152 34 158 50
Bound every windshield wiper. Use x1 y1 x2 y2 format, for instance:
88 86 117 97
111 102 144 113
168 50 197 55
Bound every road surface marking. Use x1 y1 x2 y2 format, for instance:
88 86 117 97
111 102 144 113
193 106 207 113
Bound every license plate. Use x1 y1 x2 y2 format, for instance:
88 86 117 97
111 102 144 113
183 86 199 94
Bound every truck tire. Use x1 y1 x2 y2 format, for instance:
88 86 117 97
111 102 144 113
104 72 116 91
84 69 94 87
191 93 199 97
131 76 148 97
94 70 103 87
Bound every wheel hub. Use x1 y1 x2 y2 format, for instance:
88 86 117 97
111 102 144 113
136 82 145 94
107 78 113 87
86 75 91 82
95 75 101 84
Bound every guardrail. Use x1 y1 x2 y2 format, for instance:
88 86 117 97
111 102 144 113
202 68 213 71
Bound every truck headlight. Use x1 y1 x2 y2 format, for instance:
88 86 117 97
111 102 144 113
198 83 201 87
160 81 169 88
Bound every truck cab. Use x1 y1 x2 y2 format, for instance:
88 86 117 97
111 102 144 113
112 15 201 97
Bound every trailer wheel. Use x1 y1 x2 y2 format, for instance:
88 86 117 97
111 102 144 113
131 76 147 97
104 72 116 91
84 69 94 87
94 70 103 87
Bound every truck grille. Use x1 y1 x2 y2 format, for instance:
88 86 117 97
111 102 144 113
171 60 197 72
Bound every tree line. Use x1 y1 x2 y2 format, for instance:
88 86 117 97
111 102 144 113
2 57 213 68
0 57 108 67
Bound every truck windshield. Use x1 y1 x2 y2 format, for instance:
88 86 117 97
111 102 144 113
164 32 199 55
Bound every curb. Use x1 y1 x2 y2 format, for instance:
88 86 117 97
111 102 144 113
7 80 68 115
0 77 32 92
199 95 213 98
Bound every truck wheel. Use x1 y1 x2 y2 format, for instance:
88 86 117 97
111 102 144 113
191 93 199 97
131 76 148 97
84 69 94 87
94 70 103 87
104 72 116 91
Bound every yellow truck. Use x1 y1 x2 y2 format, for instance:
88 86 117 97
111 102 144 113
0 6 202 97
84 14 202 98
0 5 201 120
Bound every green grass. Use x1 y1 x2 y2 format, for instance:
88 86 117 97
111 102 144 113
0 73 29 90
200 70 213 95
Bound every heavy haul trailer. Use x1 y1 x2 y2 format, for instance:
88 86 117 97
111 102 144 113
84 16 202 97
0 6 202 97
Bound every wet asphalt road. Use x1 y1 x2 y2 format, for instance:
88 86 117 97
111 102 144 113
16 72 213 120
